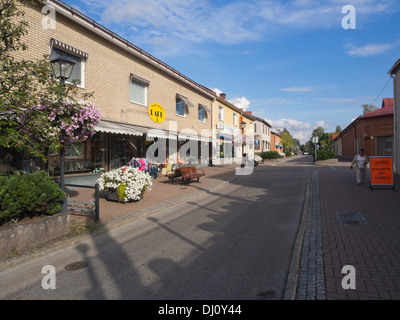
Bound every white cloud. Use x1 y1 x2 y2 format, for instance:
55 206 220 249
346 42 397 57
212 88 224 97
229 97 251 111
80 0 398 51
280 86 318 93
266 118 312 143
315 120 330 130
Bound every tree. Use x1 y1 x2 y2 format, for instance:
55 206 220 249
281 128 294 151
312 126 324 140
335 125 342 133
361 104 378 115
0 0 100 160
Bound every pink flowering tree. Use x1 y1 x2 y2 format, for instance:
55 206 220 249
20 98 101 158
1 0 100 161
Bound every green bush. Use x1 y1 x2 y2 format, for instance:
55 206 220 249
285 151 293 157
260 151 280 159
0 171 65 225
312 149 335 161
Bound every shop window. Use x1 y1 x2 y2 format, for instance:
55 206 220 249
377 136 394 156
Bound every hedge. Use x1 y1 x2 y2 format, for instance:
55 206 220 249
260 151 280 159
313 149 335 161
0 171 65 225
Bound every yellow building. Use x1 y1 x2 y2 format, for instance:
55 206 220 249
212 93 254 163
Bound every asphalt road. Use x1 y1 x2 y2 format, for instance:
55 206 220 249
0 156 313 300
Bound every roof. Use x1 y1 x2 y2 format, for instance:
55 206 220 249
389 59 400 75
358 98 393 119
338 98 394 137
252 115 272 127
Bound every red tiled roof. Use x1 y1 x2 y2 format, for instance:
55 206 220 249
358 98 393 119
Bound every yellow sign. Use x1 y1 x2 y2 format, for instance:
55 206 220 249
149 103 165 123
370 156 393 186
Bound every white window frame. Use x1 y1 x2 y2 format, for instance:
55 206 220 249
233 113 237 126
176 97 186 118
129 78 148 107
198 106 206 123
218 106 224 121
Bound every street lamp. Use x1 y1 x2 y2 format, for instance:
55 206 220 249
50 53 76 82
50 53 76 213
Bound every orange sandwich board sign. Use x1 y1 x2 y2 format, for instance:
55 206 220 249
370 156 394 190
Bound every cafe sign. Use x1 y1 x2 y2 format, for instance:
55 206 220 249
149 103 165 123
370 156 394 189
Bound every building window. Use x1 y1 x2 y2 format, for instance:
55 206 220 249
254 123 257 132
130 78 147 106
377 136 394 156
198 106 206 123
176 97 185 117
50 47 84 86
233 113 237 126
218 106 224 121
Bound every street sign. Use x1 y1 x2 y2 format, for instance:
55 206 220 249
312 136 319 143
370 156 394 189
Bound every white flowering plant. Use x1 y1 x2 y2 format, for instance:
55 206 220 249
97 166 152 203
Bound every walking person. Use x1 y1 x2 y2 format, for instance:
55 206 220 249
350 148 369 185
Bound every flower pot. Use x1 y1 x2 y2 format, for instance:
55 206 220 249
107 189 143 203
107 189 120 202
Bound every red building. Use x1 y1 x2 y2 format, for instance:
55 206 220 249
335 98 394 158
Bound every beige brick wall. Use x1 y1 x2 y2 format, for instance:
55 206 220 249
14 2 214 137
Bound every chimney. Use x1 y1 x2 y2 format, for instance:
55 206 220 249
245 111 252 115
220 93 226 100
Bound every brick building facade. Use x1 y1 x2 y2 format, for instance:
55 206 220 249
335 98 394 158
6 0 218 175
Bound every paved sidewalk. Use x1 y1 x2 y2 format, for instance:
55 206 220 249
297 158 400 300
66 159 281 226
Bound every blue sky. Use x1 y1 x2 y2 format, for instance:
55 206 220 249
63 0 399 143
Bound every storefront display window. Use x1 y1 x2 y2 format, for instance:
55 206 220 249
110 134 144 169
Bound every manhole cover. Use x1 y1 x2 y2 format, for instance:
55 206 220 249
65 261 88 271
335 211 368 226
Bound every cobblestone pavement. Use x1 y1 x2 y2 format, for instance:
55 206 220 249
296 170 326 300
295 159 400 300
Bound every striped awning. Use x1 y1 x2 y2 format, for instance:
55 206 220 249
177 94 194 108
147 128 178 140
199 104 211 113
95 120 143 136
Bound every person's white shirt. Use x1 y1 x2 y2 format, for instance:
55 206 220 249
357 154 366 168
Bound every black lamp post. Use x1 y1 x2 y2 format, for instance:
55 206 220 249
240 120 247 167
50 53 76 213
240 120 246 152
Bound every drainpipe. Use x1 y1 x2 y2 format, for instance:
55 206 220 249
390 73 397 176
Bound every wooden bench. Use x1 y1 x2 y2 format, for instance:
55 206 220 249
180 166 206 184
165 167 182 183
